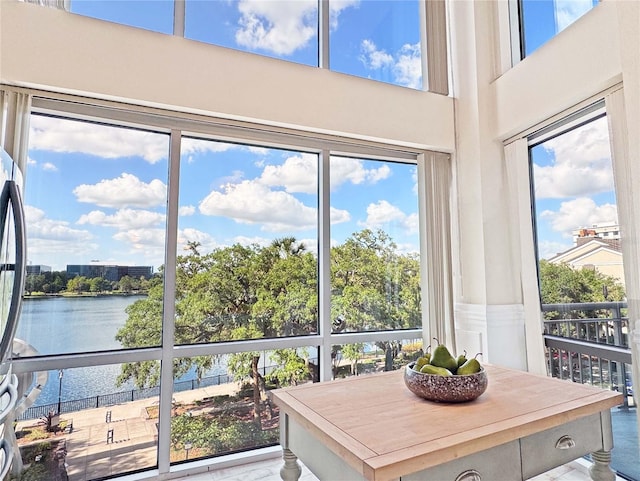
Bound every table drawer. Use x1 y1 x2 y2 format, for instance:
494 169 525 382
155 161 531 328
401 441 521 481
520 413 603 479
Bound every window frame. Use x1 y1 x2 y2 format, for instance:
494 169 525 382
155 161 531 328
10 89 452 477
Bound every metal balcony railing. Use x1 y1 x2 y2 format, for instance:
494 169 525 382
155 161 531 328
542 301 634 408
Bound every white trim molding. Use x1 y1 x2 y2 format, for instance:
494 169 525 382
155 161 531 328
455 303 528 370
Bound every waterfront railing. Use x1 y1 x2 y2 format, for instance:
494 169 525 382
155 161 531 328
19 372 234 421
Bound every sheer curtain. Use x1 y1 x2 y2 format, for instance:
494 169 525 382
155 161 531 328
0 90 32 173
418 151 455 350
606 87 640 413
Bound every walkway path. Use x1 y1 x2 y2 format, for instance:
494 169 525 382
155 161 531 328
16 381 242 480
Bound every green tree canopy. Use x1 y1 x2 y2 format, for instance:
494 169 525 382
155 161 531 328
538 259 625 319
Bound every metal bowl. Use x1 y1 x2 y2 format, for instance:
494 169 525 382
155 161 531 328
404 361 488 403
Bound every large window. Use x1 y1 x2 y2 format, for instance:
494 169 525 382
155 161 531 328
185 0 319 67
70 0 174 34
10 100 433 480
63 0 431 91
22 115 168 355
519 0 598 57
529 108 639 480
329 0 423 89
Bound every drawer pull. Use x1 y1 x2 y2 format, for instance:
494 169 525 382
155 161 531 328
455 469 481 481
555 435 576 450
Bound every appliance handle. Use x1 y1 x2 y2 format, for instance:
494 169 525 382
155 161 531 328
0 180 26 363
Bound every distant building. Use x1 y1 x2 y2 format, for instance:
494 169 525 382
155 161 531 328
571 223 620 244
26 265 51 275
66 264 153 282
551 224 624 286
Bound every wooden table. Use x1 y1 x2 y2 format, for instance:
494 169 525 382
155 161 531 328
270 365 623 481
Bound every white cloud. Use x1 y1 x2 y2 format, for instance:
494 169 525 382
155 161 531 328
113 228 166 266
329 0 359 30
73 173 166 209
360 39 394 69
394 43 422 90
259 153 317 194
235 0 317 55
25 205 97 261
554 0 594 32
30 115 169 164
42 162 58 172
359 200 417 234
179 205 196 216
330 157 391 188
181 138 236 157
113 228 165 251
178 228 219 254
77 208 165 230
199 179 316 232
404 212 419 234
534 117 613 199
330 207 351 225
540 197 618 235
360 40 422 88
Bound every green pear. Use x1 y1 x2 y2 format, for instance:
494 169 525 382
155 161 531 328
420 364 452 376
414 356 430 371
457 353 482 375
456 350 467 368
430 338 459 373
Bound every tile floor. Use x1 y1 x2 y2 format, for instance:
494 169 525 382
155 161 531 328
173 456 608 481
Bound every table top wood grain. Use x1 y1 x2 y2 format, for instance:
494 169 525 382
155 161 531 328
270 364 623 481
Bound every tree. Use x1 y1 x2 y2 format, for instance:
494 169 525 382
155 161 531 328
115 230 421 391
67 275 90 293
538 259 625 319
119 275 134 293
331 229 421 371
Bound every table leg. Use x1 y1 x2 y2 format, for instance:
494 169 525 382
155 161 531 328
588 449 616 481
280 448 302 481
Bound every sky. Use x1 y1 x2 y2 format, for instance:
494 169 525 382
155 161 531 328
531 115 617 260
25 115 419 272
24 0 605 270
521 0 598 56
70 0 423 89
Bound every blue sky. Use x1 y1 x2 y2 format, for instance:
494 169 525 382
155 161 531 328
71 0 423 89
26 1 606 270
521 0 598 56
26 116 419 272
531 115 617 259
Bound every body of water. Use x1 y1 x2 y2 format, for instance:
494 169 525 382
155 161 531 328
15 295 224 407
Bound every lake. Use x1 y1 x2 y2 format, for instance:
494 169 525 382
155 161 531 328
15 295 224 406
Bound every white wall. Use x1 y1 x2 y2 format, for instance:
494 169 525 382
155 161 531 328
0 0 454 152
448 0 628 373
492 1 621 141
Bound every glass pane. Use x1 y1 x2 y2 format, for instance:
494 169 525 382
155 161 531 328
520 0 598 57
22 115 168 354
530 114 639 479
175 138 318 345
70 0 174 35
332 338 422 379
185 0 318 67
330 157 421 333
170 349 316 464
330 0 422 89
15 363 159 479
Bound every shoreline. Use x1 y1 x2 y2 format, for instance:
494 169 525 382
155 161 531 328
23 292 147 299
